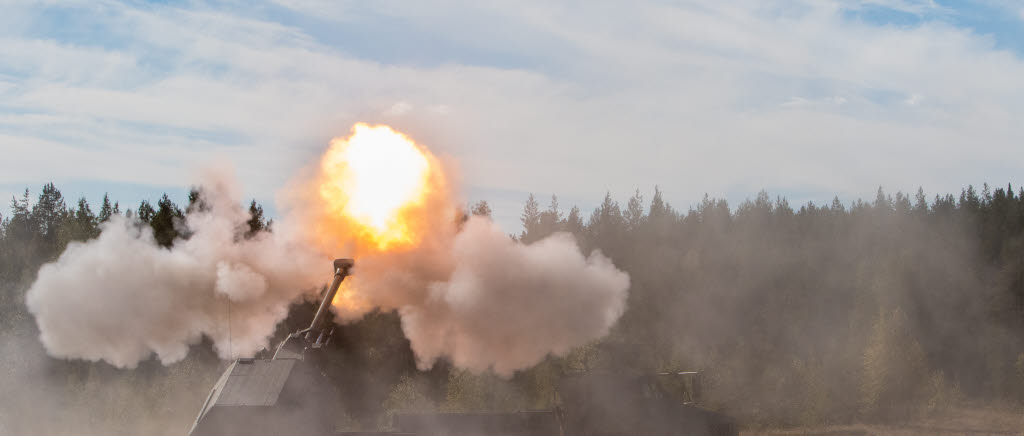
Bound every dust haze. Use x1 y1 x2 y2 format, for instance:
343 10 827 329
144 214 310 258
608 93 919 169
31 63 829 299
4 183 1024 434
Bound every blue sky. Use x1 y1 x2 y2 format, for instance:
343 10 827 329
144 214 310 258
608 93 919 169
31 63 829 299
2 0 1023 231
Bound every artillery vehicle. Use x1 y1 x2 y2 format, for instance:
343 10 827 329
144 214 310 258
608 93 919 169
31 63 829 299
188 259 354 436
188 259 737 436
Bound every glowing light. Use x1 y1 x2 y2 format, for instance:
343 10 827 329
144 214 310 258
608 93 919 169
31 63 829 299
318 123 434 250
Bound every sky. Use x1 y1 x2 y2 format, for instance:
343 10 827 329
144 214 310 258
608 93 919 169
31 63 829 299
1 0 1023 231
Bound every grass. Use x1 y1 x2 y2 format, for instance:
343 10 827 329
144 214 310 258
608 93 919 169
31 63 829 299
742 405 1024 436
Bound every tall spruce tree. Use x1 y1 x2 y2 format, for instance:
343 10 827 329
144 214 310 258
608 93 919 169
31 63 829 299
565 205 584 236
137 200 155 223
520 194 541 242
32 183 67 258
98 193 114 223
913 187 928 215
537 195 562 238
245 199 271 238
151 194 183 247
66 196 98 242
624 189 645 231
648 186 669 220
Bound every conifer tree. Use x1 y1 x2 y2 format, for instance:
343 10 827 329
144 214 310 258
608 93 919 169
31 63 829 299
520 194 541 242
8 190 33 238
32 183 67 257
98 194 114 223
624 189 644 231
831 196 845 213
32 183 66 239
137 200 155 223
537 195 562 237
245 199 270 238
648 186 669 220
960 185 980 213
151 194 183 247
913 188 928 215
565 205 584 236
873 187 892 212
894 192 911 214
68 196 98 241
587 192 624 253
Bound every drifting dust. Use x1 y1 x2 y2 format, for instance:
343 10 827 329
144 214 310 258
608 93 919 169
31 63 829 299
24 123 630 376
740 406 1024 435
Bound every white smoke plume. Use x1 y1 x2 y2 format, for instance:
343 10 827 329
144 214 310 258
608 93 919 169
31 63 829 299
25 167 325 367
400 217 629 376
27 147 630 375
288 192 631 375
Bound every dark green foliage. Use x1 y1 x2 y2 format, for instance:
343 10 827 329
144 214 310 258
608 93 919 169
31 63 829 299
0 183 281 435
5 181 1024 431
151 194 183 247
489 185 1024 427
98 193 114 223
32 182 67 258
137 200 155 223
587 192 625 256
57 196 100 250
245 199 271 238
3 190 36 283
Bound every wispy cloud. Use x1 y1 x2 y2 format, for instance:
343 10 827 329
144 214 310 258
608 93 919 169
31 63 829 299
844 0 953 15
1 0 1022 230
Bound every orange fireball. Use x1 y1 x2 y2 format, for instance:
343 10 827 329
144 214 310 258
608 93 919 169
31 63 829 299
317 123 439 252
303 123 455 314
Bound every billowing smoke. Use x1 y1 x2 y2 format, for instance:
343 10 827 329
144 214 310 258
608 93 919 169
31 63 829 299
25 126 631 376
26 168 325 367
321 214 630 376
401 217 628 376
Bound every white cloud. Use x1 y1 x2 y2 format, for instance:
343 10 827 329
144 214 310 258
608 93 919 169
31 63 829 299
839 0 952 15
384 101 414 116
1 1 1023 231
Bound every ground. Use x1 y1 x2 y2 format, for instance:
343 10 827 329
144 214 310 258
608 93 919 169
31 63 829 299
742 406 1024 436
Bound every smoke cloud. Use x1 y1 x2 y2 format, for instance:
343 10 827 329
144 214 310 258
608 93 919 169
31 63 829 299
26 139 631 376
401 217 629 376
26 168 325 367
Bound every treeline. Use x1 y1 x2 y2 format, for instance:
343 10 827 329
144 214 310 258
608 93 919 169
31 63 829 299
500 184 1024 427
0 185 270 289
2 183 1024 433
0 184 272 436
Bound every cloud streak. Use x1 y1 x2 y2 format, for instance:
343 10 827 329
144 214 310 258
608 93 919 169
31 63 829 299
1 0 1022 230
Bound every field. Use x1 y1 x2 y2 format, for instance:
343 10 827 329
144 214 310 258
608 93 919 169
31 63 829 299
744 406 1024 436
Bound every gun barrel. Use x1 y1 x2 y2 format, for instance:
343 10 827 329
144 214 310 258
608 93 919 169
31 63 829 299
307 259 353 337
